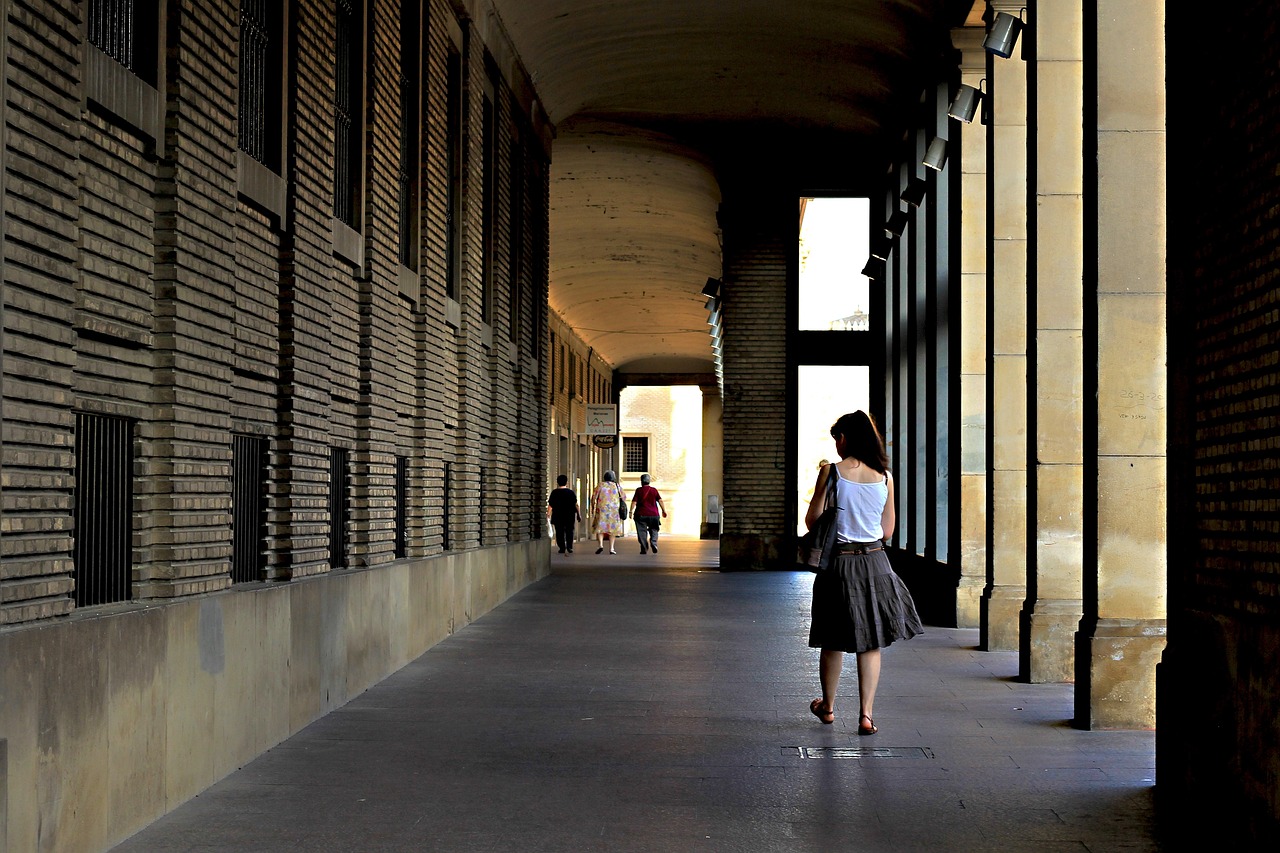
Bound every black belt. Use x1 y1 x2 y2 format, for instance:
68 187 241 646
833 542 884 556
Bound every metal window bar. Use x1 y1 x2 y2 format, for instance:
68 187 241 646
73 413 133 607
238 0 270 162
398 6 420 269
333 0 358 225
445 47 462 298
329 447 350 568
87 0 134 70
231 435 269 583
395 455 409 558
623 437 648 473
443 462 452 551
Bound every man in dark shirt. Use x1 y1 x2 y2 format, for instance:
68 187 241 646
546 474 581 554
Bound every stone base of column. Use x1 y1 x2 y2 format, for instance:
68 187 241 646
1073 618 1167 729
1018 600 1081 683
980 584 1025 651
718 533 784 570
956 575 984 629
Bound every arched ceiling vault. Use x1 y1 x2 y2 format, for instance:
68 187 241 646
488 0 979 375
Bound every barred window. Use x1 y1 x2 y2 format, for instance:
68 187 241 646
480 68 497 323
329 447 350 568
445 41 464 300
238 0 283 171
398 2 422 270
333 0 365 228
395 455 409 558
622 437 649 474
508 120 524 344
87 0 159 85
73 413 134 607
232 435 269 583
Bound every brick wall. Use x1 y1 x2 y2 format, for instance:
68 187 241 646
0 0 550 624
719 196 790 567
1162 0 1280 840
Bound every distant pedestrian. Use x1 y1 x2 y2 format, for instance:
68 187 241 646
546 474 580 554
629 474 667 554
590 470 626 554
806 411 922 734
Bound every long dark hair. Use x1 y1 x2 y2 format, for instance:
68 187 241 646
830 411 890 474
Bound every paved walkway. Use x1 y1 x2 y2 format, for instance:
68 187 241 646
113 537 1161 852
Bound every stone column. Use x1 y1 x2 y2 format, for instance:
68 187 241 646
953 27 987 629
980 1 1028 651
1075 0 1167 728
1020 0 1084 683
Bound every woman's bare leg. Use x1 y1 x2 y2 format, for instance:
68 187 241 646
856 648 881 730
819 649 843 714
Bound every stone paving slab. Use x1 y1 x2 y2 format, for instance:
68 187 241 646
112 537 1162 852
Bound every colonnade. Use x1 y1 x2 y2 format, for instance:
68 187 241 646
958 0 1166 727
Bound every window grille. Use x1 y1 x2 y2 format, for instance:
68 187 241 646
445 45 463 299
622 437 649 473
333 0 362 226
395 455 409 558
87 0 158 84
329 447 350 568
442 462 453 550
73 413 133 607
508 128 524 343
398 3 421 269
238 0 271 164
481 90 495 322
231 435 269 583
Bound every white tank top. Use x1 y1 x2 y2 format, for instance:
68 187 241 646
832 471 888 543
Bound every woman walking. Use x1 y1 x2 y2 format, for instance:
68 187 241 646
590 470 626 554
806 411 922 734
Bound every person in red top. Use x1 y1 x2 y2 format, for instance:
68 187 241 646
629 473 667 554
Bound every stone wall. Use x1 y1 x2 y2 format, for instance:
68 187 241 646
0 540 547 852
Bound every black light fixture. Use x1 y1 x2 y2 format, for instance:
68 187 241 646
984 10 1024 59
901 177 927 207
868 236 893 262
701 277 721 297
947 82 985 123
861 257 886 280
923 137 948 171
885 210 908 237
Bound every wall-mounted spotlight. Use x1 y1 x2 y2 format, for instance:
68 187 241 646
923 137 948 171
984 10 1024 59
701 277 721 297
885 210 908 237
901 177 927 207
861 257 886 280
947 82 985 124
868 236 893 262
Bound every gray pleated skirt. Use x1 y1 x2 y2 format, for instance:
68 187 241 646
808 547 923 653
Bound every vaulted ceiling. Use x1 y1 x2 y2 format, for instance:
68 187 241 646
489 0 979 375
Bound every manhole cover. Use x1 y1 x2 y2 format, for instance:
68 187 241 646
788 746 935 760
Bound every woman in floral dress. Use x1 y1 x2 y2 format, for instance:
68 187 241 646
590 470 626 554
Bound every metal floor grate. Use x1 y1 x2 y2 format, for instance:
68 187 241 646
789 746 935 760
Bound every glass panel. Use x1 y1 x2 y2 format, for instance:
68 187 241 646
796 366 869 535
798 197 871 331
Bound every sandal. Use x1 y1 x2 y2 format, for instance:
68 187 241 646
858 714 878 736
809 699 834 725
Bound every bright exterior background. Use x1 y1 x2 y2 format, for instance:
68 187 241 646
798 197 871 331
619 385 704 536
796 366 870 535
